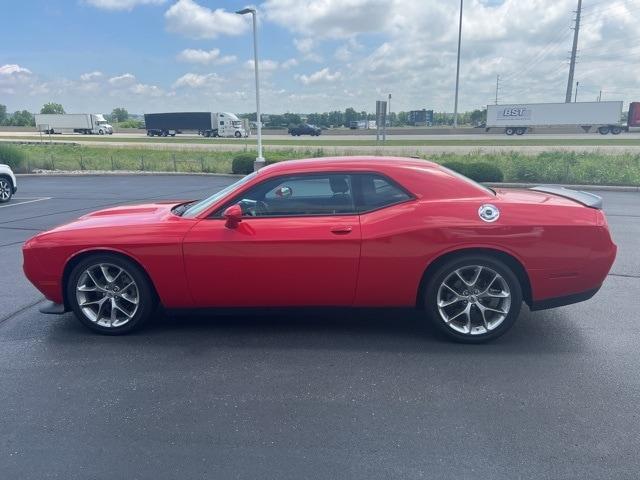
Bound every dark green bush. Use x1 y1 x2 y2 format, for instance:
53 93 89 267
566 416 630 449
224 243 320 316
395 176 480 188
464 162 504 182
231 153 278 174
441 161 503 182
0 144 27 171
441 161 467 174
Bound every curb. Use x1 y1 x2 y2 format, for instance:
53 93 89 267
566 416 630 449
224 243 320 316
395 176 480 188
15 171 639 191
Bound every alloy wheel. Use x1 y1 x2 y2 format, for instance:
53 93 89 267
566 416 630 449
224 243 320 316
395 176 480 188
75 263 139 328
436 265 511 336
0 179 11 201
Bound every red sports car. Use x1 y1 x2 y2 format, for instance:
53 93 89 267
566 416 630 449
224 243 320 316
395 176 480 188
23 156 616 342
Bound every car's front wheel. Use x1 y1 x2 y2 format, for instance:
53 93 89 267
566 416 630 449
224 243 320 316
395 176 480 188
67 253 156 335
0 176 13 203
424 255 522 343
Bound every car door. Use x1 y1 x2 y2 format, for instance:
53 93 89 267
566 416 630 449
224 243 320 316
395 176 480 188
182 173 362 307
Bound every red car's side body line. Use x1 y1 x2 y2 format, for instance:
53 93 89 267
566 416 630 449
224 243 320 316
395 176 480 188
22 157 617 311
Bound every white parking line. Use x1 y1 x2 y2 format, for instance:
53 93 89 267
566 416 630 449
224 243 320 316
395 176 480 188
0 197 52 209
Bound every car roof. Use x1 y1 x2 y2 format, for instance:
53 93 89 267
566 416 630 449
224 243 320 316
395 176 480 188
257 156 493 200
259 156 441 175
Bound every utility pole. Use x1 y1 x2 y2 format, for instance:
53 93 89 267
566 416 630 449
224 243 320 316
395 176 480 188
574 81 579 102
598 89 602 102
495 74 500 105
453 0 463 128
565 0 582 103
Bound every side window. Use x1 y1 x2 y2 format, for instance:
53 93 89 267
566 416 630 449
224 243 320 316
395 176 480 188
353 174 411 212
219 174 356 217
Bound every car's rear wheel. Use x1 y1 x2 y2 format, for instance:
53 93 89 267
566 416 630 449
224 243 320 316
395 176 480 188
67 253 156 335
424 255 522 343
0 176 13 203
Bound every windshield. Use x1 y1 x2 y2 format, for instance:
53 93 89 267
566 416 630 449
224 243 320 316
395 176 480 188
232 121 242 127
182 172 257 217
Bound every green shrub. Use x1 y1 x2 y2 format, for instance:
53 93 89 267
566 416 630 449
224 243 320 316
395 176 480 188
231 153 278 174
0 144 27 171
441 161 467 174
464 162 504 182
441 161 503 182
117 119 144 129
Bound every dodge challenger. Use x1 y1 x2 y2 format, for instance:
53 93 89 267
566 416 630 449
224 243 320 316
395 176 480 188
23 156 617 342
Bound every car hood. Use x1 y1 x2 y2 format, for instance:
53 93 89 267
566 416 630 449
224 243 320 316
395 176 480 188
48 201 184 233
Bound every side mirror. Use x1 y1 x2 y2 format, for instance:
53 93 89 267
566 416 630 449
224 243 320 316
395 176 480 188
223 204 243 229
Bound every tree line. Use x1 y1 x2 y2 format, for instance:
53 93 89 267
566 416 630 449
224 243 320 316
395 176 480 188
0 103 487 128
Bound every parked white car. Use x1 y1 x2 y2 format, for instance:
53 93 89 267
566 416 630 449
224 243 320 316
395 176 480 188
0 164 18 203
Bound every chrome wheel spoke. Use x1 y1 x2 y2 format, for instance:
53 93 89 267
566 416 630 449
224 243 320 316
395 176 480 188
76 262 139 328
437 264 511 336
438 296 463 308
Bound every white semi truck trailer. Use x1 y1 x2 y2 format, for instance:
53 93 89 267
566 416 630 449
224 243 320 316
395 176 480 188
34 114 113 135
485 101 638 135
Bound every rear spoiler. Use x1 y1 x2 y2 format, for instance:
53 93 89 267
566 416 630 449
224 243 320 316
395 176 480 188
530 186 603 209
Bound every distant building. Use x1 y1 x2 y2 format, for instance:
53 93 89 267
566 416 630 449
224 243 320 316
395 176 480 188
408 109 434 126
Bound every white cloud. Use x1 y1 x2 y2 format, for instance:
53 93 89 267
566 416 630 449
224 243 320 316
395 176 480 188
296 68 342 85
173 72 220 88
86 0 165 10
265 0 390 38
293 38 322 62
165 0 247 39
80 71 103 81
244 59 280 72
281 58 299 69
130 83 164 96
177 48 236 65
0 64 32 76
108 73 136 85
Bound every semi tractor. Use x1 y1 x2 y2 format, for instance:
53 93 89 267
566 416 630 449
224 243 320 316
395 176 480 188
486 101 640 135
144 112 247 138
34 114 113 135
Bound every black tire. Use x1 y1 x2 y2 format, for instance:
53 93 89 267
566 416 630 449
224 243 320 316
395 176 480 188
598 126 610 135
0 176 13 203
162 131 168 137
234 131 242 138
424 254 523 343
147 131 152 136
67 253 156 335
610 126 622 135
515 127 526 135
98 129 104 135
505 127 515 136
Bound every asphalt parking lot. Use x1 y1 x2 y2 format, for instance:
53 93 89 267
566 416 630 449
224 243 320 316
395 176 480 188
1 175 639 479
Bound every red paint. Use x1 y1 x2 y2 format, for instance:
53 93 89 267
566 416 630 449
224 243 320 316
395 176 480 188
22 156 617 310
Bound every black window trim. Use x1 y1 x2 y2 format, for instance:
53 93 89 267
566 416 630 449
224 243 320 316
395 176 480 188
208 171 416 219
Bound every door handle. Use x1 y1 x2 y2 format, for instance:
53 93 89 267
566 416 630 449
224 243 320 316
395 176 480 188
330 225 353 234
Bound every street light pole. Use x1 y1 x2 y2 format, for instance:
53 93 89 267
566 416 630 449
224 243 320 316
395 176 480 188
236 7 264 170
453 0 463 128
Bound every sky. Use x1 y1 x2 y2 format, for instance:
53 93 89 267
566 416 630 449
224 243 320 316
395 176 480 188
1 0 639 115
